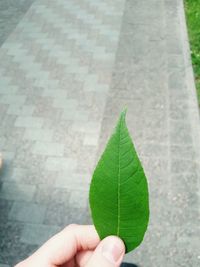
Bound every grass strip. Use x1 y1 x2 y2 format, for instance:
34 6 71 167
184 0 200 105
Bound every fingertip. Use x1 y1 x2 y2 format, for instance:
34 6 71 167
83 235 125 267
102 236 125 252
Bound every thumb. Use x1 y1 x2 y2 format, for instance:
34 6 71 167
84 236 125 267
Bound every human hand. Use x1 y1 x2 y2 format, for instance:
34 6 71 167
15 224 125 267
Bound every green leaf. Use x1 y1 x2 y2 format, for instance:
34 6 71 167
89 110 149 253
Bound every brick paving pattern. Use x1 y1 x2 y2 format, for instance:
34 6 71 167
0 0 125 264
0 0 200 266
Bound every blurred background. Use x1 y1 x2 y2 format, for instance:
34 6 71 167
0 0 200 266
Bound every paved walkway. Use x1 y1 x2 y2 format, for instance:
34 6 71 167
0 0 35 46
0 0 200 266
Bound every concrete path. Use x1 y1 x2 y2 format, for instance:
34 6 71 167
0 0 200 266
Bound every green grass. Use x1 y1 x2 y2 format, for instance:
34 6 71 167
184 0 200 105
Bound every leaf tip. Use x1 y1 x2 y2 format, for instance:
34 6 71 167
120 108 127 122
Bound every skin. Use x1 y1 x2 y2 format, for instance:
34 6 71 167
15 224 125 267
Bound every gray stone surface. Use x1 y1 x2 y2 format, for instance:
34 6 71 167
0 182 36 201
0 222 37 265
0 0 200 266
0 0 125 265
9 202 46 223
0 0 35 46
20 224 60 245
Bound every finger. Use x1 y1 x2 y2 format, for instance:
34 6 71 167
84 236 125 267
76 250 93 266
45 224 100 265
23 224 100 266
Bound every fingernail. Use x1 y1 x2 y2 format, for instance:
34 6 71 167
102 242 123 263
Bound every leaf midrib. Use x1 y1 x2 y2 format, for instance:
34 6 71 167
117 117 122 236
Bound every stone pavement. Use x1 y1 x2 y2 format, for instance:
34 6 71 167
0 0 200 266
0 0 35 46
